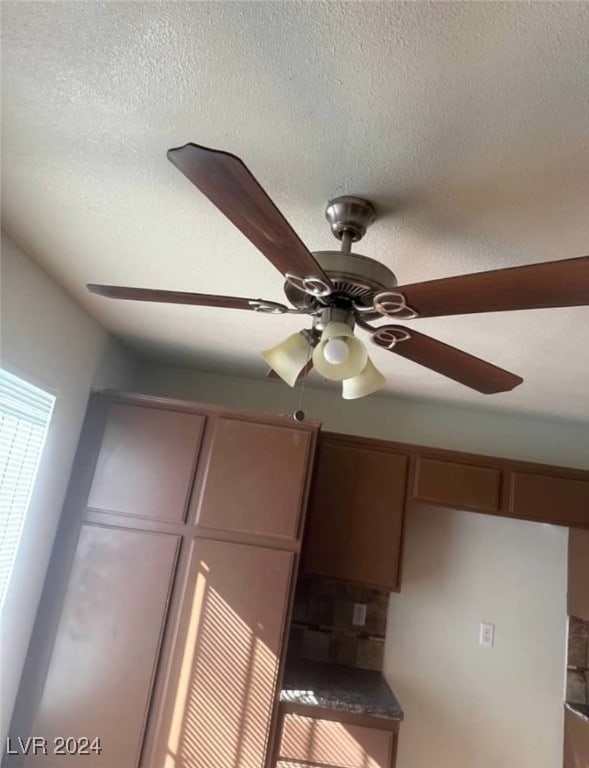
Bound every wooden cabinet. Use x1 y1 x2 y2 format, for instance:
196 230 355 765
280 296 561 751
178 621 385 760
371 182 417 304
563 708 589 768
510 472 589 527
9 394 318 768
274 710 399 768
23 524 178 767
568 528 589 621
193 416 313 540
88 402 204 522
302 434 408 591
148 539 294 768
413 457 501 514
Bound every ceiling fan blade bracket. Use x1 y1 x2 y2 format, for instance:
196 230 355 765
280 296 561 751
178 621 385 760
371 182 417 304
284 273 332 298
370 325 412 350
372 291 419 319
248 299 290 314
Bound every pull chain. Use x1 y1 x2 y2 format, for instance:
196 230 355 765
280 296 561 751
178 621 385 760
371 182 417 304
293 345 312 421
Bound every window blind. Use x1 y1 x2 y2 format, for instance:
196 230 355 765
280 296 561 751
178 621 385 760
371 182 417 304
0 369 55 608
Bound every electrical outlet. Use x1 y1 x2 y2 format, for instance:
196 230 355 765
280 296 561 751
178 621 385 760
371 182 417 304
352 603 367 626
479 622 495 647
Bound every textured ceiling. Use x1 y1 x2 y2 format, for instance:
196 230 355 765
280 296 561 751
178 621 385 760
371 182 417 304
2 1 588 422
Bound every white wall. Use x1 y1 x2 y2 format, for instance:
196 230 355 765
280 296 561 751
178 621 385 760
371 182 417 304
130 363 589 469
0 234 137 741
385 504 567 768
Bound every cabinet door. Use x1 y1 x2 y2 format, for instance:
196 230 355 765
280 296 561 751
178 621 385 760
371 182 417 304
563 708 589 768
193 417 313 540
279 714 393 768
23 525 178 767
413 458 501 514
88 403 204 522
510 472 589 527
569 528 589 621
303 437 408 590
149 539 294 768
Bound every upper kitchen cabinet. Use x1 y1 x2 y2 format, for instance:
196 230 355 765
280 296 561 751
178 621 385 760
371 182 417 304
87 402 205 523
191 416 316 542
302 433 408 591
412 457 502 515
569 527 589 621
509 471 589 528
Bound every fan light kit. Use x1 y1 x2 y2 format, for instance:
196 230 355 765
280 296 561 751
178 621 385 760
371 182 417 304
88 143 589 400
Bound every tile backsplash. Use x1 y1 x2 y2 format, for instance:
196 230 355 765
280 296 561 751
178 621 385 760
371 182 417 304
566 615 589 704
287 575 389 671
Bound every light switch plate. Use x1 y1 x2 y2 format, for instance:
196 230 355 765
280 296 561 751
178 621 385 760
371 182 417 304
352 603 367 626
479 622 495 647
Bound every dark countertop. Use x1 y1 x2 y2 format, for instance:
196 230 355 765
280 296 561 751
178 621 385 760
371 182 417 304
280 658 404 721
566 702 589 723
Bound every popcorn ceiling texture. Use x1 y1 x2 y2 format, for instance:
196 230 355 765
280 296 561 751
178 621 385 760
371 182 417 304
2 2 589 421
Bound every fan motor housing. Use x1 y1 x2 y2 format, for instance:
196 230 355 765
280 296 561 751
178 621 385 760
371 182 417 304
283 250 398 316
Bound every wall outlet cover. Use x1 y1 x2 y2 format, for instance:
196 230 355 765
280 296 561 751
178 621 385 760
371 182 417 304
479 622 495 647
352 603 367 626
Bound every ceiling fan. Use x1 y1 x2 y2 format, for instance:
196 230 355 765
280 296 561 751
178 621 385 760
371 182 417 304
88 143 589 399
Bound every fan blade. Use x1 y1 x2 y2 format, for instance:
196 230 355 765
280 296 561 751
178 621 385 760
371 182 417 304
87 284 275 310
393 256 589 318
266 359 314 383
167 143 332 289
371 325 522 394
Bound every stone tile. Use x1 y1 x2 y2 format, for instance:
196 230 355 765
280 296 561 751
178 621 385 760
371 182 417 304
291 593 308 624
357 637 385 671
567 669 587 704
365 595 388 636
287 627 304 659
570 616 589 638
329 632 359 666
308 594 333 626
301 630 330 662
333 599 354 628
568 632 588 668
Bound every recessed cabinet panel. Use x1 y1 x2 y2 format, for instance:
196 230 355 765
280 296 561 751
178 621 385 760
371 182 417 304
87 403 204 521
414 458 501 513
563 709 589 768
279 714 392 768
193 417 313 539
151 539 293 768
568 528 589 621
25 525 178 768
303 438 408 590
510 472 589 527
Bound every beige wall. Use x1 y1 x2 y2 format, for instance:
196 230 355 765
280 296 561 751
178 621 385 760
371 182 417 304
0 234 137 741
386 504 567 768
129 362 589 469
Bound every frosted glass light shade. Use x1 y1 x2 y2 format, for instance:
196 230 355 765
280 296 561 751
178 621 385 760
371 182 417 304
261 332 313 387
342 357 386 400
313 322 368 381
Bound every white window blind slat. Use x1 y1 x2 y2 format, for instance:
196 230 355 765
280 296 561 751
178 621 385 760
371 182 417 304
0 369 55 608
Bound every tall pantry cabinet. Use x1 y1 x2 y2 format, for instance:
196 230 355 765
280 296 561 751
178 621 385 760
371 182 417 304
7 393 318 768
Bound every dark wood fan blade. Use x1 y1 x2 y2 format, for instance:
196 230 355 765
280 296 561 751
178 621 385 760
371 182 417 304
394 256 589 318
167 143 332 288
371 325 523 393
88 284 265 310
266 359 314 383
